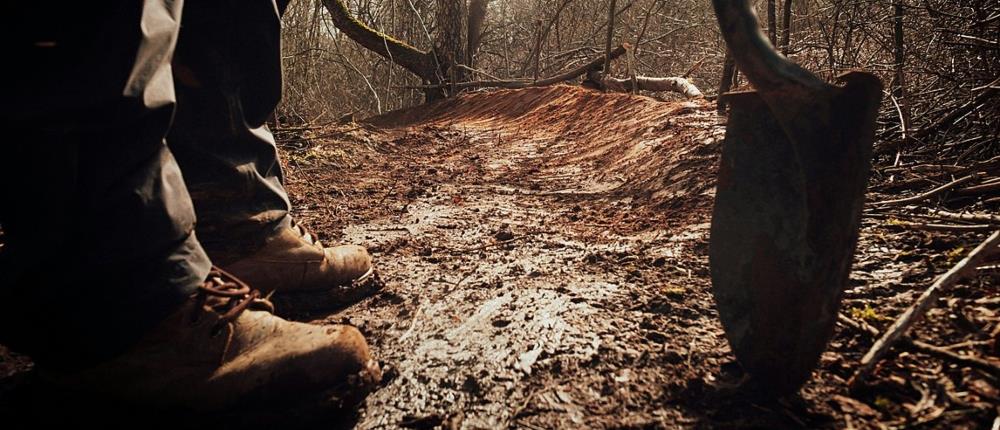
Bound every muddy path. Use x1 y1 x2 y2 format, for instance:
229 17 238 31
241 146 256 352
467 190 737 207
281 86 810 428
2 85 995 428
283 86 998 430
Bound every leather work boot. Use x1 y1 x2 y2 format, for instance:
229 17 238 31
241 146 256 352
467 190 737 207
41 268 382 411
222 222 381 311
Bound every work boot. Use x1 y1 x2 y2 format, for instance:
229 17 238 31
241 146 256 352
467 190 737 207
41 268 381 411
222 221 380 311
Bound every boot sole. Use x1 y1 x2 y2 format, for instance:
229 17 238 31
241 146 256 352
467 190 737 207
16 369 377 429
271 269 384 315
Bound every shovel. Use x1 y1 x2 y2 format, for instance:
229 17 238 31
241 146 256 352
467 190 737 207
708 0 883 396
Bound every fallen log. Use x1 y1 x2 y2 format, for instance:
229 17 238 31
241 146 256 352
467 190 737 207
402 45 627 90
586 71 703 98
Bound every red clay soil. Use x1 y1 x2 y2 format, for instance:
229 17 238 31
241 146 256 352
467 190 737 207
1 85 996 428
285 85 730 429
284 85 998 429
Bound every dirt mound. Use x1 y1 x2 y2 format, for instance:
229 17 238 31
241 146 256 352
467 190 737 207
4 85 986 428
371 85 723 226
370 84 687 127
272 86 741 428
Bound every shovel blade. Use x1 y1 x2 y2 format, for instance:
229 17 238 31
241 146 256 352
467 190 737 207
709 72 882 396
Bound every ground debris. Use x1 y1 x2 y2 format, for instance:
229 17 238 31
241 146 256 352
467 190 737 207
2 85 995 428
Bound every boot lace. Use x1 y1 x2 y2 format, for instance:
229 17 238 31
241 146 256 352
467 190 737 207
192 267 275 364
290 220 326 250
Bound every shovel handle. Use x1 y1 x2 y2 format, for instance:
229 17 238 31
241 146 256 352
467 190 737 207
712 0 827 101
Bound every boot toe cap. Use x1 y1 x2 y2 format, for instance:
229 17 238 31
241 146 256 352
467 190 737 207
325 245 374 283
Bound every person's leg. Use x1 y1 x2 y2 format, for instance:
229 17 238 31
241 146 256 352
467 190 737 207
166 0 291 263
0 2 380 406
168 0 377 304
0 1 210 370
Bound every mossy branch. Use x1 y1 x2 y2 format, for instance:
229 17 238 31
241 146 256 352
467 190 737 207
322 0 435 80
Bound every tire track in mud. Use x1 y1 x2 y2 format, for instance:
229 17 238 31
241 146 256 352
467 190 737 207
282 86 745 428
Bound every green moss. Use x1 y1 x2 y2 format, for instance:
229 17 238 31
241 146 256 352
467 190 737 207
885 217 905 226
873 396 892 410
946 246 966 264
327 0 420 51
663 286 685 297
850 304 889 324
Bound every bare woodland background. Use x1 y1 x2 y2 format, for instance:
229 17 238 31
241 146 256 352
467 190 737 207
278 0 997 164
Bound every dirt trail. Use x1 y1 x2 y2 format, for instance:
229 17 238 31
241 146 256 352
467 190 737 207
281 86 764 428
1 85 995 428
1 83 993 428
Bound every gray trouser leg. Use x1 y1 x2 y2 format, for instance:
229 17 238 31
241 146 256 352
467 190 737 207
167 0 292 264
0 0 211 370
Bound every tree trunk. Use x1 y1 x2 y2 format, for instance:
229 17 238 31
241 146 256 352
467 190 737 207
435 0 469 98
466 0 489 69
780 0 793 55
717 49 738 113
604 0 618 74
531 19 544 81
892 1 911 137
767 0 777 45
323 0 486 102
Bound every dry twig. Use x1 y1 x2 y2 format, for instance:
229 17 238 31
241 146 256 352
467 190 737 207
885 221 995 232
871 174 978 206
838 315 1000 382
848 230 1000 389
927 209 1000 224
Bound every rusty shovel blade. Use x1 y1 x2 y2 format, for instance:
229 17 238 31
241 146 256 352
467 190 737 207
709 71 882 396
